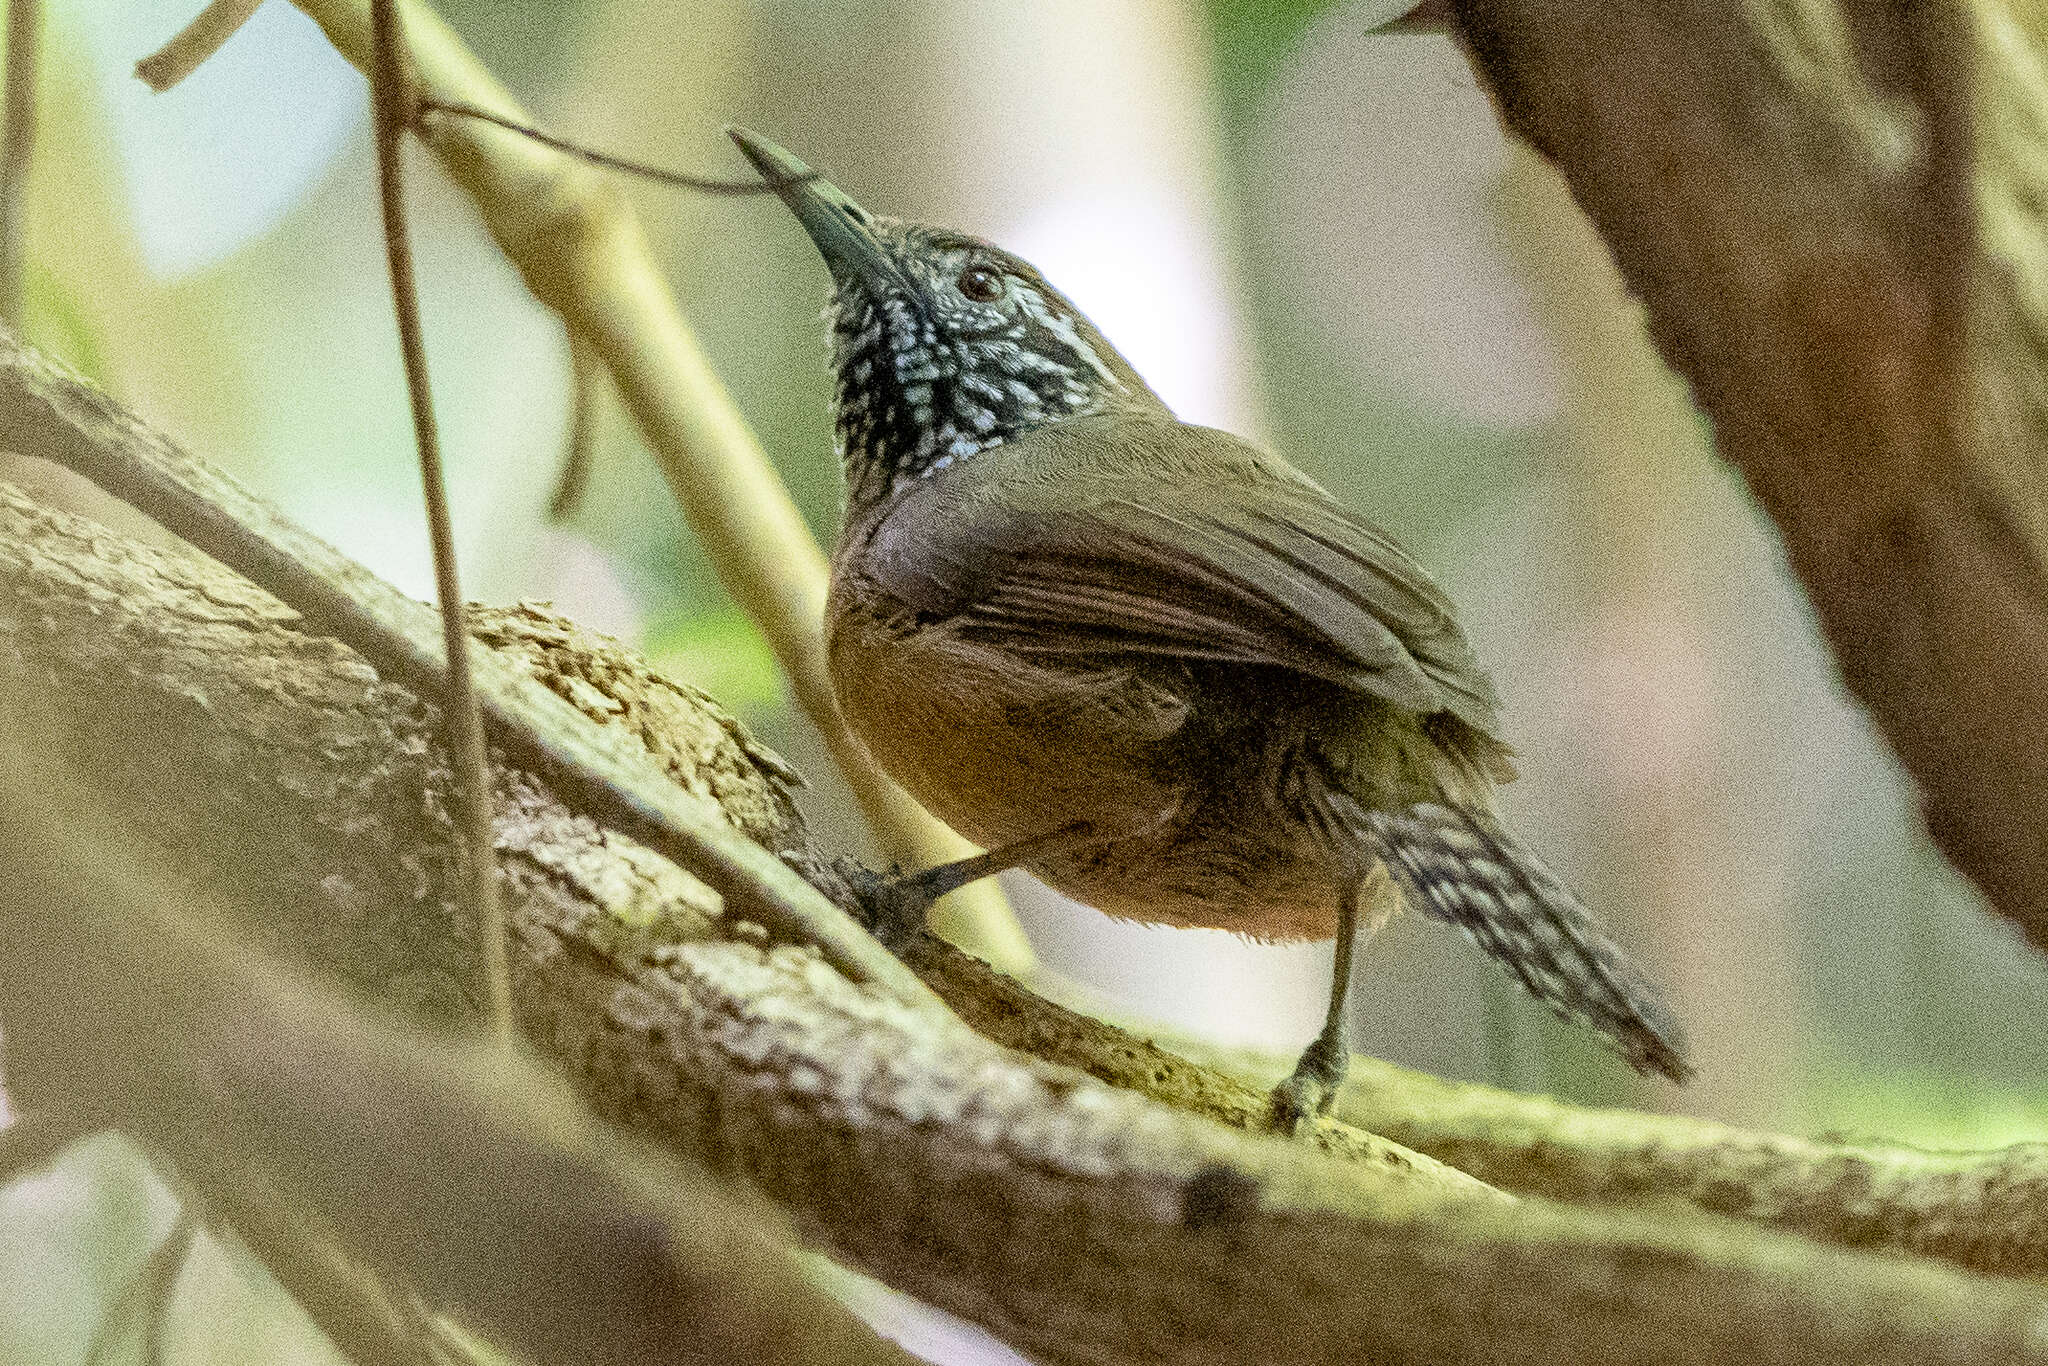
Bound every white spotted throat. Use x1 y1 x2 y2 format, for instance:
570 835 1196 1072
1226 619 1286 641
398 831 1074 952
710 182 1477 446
730 128 1691 1128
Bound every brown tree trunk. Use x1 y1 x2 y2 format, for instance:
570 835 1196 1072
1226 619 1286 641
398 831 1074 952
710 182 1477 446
1450 0 2048 950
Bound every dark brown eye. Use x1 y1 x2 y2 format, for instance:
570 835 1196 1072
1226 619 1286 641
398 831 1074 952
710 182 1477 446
957 263 1004 302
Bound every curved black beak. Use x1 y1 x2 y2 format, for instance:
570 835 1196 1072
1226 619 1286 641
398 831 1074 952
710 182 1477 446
727 126 910 299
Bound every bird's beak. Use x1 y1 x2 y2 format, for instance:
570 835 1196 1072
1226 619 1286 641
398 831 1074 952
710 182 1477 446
727 126 909 298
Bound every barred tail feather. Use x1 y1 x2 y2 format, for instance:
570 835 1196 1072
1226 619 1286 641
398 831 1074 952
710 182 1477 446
1353 799 1692 1083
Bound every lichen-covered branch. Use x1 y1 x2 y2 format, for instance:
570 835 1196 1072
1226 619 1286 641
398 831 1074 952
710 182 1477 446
1330 1061 2048 1278
0 334 930 1010
6 393 2048 1359
1446 0 2048 949
915 944 2048 1281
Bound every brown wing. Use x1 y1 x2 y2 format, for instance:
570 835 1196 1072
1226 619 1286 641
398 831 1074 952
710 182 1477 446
858 414 1502 733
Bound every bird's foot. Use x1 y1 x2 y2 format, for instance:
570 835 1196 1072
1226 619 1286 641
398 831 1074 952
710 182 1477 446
844 862 939 952
1266 1034 1349 1136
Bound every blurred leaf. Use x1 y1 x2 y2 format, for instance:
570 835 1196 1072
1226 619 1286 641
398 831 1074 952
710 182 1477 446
1207 0 1423 132
644 605 786 716
1205 0 1336 132
25 265 108 383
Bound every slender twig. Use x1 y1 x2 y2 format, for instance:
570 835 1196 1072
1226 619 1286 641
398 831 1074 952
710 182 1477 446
417 99 814 196
287 0 1033 973
369 0 509 1039
134 0 264 93
547 337 599 522
0 0 40 328
0 336 941 1009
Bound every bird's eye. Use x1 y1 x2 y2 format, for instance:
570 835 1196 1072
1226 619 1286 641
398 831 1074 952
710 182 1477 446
957 263 1004 302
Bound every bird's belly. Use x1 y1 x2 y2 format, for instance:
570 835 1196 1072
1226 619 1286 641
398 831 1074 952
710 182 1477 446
1037 826 1353 941
830 615 1183 849
829 614 1350 939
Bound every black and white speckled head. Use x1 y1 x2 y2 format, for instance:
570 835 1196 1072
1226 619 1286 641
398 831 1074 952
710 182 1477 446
731 128 1170 514
820 220 1169 505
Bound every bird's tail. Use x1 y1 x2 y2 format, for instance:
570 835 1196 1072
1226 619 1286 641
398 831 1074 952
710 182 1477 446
1346 798 1692 1082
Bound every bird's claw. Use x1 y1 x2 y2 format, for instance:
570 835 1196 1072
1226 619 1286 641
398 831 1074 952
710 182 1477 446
845 862 931 952
1265 1034 1347 1135
1266 1081 1324 1137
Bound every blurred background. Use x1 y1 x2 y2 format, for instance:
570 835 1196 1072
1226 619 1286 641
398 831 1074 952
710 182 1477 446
6 0 2048 1362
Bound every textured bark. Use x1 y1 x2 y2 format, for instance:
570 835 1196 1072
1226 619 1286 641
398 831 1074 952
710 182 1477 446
7 467 2048 1364
0 333 930 1010
0 853 919 1366
922 950 2048 1279
1447 0 2048 948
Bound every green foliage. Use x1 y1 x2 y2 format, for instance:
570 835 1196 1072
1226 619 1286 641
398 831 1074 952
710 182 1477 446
24 266 106 384
644 604 787 718
1205 0 1340 133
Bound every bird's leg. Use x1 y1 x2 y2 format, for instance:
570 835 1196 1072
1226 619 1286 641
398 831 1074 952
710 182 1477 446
853 821 1101 948
1269 882 1364 1134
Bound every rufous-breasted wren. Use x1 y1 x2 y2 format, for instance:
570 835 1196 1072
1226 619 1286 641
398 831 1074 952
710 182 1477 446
731 128 1691 1129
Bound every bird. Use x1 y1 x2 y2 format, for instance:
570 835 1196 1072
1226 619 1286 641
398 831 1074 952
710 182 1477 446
728 127 1692 1129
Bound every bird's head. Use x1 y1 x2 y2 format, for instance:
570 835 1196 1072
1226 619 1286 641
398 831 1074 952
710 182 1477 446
731 128 1169 513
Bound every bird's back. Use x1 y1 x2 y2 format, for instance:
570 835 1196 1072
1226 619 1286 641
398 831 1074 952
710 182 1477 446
827 416 1512 937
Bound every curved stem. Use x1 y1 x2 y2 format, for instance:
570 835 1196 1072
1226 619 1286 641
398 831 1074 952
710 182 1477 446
369 0 510 1039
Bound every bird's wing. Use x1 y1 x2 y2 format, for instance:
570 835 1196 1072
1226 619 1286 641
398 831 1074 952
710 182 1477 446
859 416 1502 731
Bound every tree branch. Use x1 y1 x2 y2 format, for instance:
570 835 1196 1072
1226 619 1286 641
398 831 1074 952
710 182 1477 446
134 0 262 93
7 370 2048 1362
917 944 2048 1281
0 803 922 1366
0 335 933 1010
1447 0 2048 948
